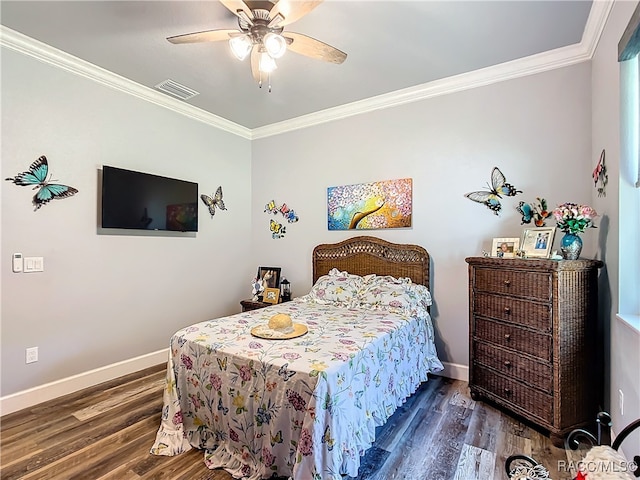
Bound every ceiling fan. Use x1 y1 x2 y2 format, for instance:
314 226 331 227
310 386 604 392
167 0 347 91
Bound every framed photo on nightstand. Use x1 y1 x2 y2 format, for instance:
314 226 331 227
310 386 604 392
256 266 281 290
262 287 280 304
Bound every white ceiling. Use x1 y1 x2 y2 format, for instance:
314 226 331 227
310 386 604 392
1 1 595 131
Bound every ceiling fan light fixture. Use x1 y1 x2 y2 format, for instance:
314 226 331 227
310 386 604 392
263 32 286 59
236 10 253 26
229 35 252 60
267 13 285 28
259 51 277 73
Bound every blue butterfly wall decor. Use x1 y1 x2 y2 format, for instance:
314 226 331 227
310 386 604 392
464 167 522 215
5 156 78 211
200 186 227 218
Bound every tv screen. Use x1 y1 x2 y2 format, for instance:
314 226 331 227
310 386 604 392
101 166 198 232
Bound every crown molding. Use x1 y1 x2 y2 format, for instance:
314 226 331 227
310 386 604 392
0 26 252 140
582 0 615 58
251 1 614 139
1 0 613 142
252 43 590 139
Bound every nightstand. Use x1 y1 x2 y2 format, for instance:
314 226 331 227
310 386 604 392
240 299 271 312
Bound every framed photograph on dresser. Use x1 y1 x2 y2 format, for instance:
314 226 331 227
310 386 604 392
521 227 556 258
491 237 520 258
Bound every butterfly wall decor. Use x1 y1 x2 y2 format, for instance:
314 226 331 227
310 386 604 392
270 219 286 239
516 197 551 226
264 199 299 239
464 167 522 215
592 149 608 197
5 155 78 210
200 186 227 218
264 199 299 223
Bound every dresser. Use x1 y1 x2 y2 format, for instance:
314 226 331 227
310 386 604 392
465 257 603 446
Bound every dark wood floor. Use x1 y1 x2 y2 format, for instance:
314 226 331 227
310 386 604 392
0 364 584 480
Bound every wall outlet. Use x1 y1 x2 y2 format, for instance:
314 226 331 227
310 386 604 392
619 389 624 416
26 347 38 364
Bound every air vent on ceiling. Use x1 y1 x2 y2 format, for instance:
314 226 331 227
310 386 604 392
154 79 199 100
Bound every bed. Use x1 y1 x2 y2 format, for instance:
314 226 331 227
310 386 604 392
151 236 443 479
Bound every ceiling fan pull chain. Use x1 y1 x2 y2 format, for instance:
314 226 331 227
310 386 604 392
268 73 272 93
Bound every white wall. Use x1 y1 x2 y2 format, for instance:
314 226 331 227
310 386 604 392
251 62 594 373
1 48 252 396
591 0 640 457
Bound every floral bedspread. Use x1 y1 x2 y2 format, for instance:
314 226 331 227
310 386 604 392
151 298 443 480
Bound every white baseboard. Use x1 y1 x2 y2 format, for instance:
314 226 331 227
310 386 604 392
0 349 169 417
0 352 469 416
434 362 469 382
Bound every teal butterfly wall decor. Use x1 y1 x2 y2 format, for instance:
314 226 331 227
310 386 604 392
516 197 551 226
464 167 521 215
5 155 78 211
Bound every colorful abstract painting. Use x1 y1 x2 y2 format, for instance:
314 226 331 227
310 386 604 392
327 178 412 230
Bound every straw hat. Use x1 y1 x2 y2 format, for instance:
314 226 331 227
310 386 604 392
251 313 308 340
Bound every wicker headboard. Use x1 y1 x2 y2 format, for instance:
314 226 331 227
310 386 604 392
312 236 430 288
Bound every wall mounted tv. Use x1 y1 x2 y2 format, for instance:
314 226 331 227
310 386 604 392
101 166 198 232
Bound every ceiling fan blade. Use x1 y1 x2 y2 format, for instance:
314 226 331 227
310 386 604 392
220 0 255 25
250 45 261 83
167 29 240 44
283 31 347 64
269 0 323 27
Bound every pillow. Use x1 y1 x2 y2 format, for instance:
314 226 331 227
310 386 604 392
305 268 364 306
356 274 432 317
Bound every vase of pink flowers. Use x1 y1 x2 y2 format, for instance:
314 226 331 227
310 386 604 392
552 202 598 260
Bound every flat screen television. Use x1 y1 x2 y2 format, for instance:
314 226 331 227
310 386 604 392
101 166 198 232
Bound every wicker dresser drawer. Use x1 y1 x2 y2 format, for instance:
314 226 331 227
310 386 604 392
475 317 551 361
474 268 551 301
473 292 551 332
473 341 552 393
473 366 553 424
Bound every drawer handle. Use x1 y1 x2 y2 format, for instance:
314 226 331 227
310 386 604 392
504 333 511 341
504 306 511 314
504 360 512 368
504 280 511 287
504 388 512 396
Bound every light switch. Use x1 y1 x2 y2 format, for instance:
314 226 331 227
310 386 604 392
24 257 44 273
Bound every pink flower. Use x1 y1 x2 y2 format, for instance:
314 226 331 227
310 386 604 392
262 447 275 467
209 373 222 391
331 352 349 361
282 352 301 361
298 428 313 456
579 205 597 219
239 364 252 382
180 354 193 370
172 411 183 425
